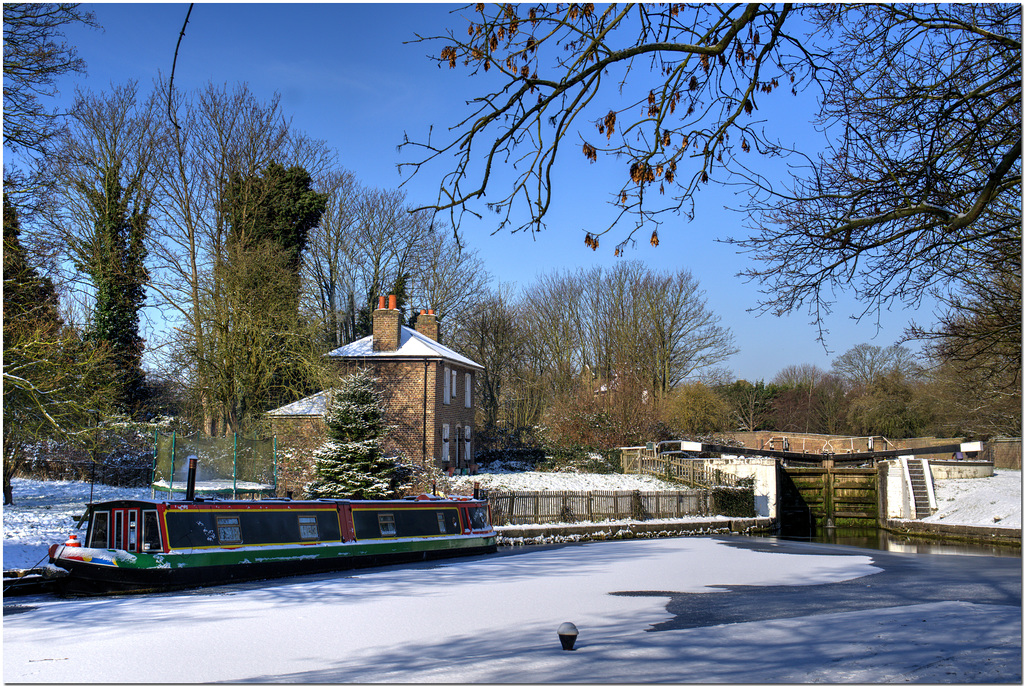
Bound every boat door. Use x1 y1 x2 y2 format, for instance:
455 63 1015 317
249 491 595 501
111 507 141 552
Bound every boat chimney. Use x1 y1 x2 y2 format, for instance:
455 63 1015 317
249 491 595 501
185 457 198 501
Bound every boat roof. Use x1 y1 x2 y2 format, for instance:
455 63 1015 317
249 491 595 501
84 496 485 509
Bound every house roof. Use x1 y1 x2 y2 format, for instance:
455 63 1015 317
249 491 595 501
325 326 483 370
267 390 329 416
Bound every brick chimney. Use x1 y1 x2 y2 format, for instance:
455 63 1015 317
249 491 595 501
372 294 401 351
415 308 439 342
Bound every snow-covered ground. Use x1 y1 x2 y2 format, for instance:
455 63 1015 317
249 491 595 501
919 470 1021 528
450 469 679 492
5 536 1020 682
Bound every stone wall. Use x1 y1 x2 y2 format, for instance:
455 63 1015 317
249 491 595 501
981 438 1021 469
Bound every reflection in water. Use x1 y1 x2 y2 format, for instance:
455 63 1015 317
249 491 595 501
775 527 1021 557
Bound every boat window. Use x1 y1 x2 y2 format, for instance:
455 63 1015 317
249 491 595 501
436 512 447 534
216 516 242 545
113 511 124 549
469 506 489 530
142 510 161 551
89 511 109 548
127 510 139 552
378 513 396 537
298 515 319 541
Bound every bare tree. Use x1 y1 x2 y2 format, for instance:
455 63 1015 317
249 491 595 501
643 268 736 397
449 284 532 435
3 3 97 156
412 221 491 336
736 4 1020 341
302 168 361 348
46 82 163 412
908 241 1021 394
520 261 735 435
401 4 1020 346
831 343 922 389
522 269 589 397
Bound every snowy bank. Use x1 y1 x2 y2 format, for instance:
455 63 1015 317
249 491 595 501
450 469 678 492
918 470 1021 528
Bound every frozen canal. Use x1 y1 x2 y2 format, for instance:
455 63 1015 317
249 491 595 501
4 536 1020 683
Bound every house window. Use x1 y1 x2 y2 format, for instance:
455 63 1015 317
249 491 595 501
465 373 472 408
298 515 319 541
378 513 397 537
464 426 472 462
443 365 451 405
216 516 242 545
441 424 450 462
451 369 458 402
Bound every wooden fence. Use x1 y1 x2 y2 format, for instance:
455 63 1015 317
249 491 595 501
620 445 744 487
486 489 712 525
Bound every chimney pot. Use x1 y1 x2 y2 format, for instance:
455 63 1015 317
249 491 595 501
415 308 439 342
378 296 386 310
372 298 401 351
388 294 397 310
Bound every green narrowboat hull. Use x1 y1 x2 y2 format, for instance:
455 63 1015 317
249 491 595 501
54 534 497 595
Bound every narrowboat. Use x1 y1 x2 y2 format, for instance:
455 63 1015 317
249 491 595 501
48 493 497 595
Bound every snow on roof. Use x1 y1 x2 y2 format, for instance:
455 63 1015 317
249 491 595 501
325 326 483 370
267 390 330 416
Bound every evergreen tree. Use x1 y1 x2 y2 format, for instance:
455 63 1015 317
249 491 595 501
306 370 396 500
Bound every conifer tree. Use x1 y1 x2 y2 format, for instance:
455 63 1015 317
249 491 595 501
305 370 395 500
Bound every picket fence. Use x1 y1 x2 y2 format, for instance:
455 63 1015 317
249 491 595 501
486 489 712 526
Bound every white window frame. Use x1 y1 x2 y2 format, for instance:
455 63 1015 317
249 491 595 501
441 423 450 462
464 372 472 408
443 365 451 405
464 426 472 461
298 515 319 541
378 513 397 537
450 368 458 402
216 515 242 545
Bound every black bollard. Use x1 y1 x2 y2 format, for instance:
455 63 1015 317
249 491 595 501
557 622 579 651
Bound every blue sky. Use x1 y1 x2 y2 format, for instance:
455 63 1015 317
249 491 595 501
41 3 937 381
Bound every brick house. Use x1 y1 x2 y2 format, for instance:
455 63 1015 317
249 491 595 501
269 295 483 496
